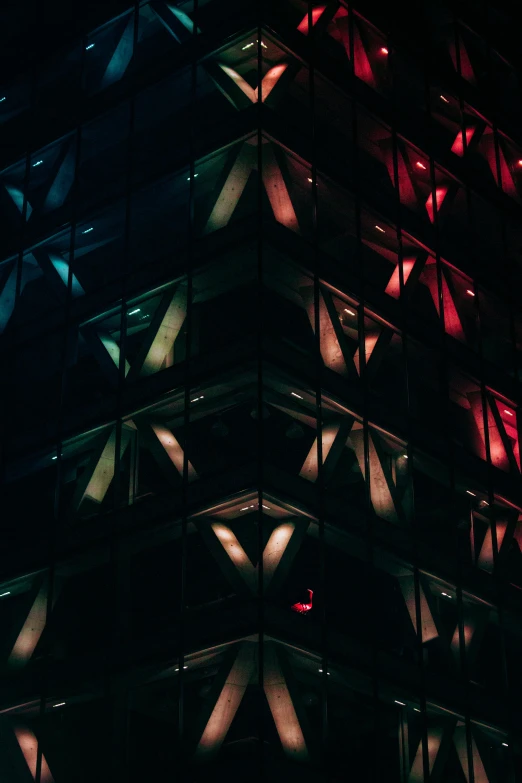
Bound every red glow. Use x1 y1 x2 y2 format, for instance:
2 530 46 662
451 127 475 157
518 160 522 167
380 47 389 55
384 258 416 299
498 147 518 199
425 187 448 222
459 42 475 83
291 589 313 614
297 6 326 34
415 161 427 170
330 7 350 58
353 27 376 87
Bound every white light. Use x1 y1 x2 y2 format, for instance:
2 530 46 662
394 700 406 706
344 308 356 316
186 173 199 181
414 708 421 712
291 392 303 399
191 395 205 403
262 504 269 509
85 43 95 50
502 742 508 747
441 592 451 598
466 289 475 297
32 160 43 167
375 225 385 233
175 666 188 671
318 669 331 675
504 409 514 416
402 454 408 459
440 95 449 103
242 40 266 50
0 97 6 103
52 456 58 460
52 702 66 708
466 490 476 497
82 227 93 234
0 591 11 597
128 308 141 315
416 161 427 170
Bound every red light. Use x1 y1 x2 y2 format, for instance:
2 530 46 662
517 160 522 167
297 6 326 34
380 47 389 55
291 589 313 615
416 161 427 170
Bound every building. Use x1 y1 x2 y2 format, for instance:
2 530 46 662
0 0 521 779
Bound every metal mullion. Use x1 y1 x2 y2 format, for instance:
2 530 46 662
418 83 449 783
354 120 381 783
349 21 382 778
256 9 265 778
101 7 140 781
412 567 430 783
473 285 500 576
456 585 476 783
178 1 199 777
42 108 84 783
308 0 327 769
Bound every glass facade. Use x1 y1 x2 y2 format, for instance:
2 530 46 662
0 0 521 779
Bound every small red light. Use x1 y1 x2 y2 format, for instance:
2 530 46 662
517 160 522 167
416 161 427 170
380 47 389 55
291 589 314 615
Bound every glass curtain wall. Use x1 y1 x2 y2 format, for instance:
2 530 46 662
0 0 520 781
